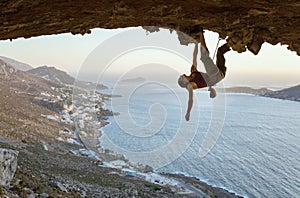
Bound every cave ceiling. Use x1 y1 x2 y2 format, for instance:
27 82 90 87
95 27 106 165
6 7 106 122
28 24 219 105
1 0 300 55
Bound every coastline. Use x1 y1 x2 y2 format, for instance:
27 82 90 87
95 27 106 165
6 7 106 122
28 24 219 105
0 135 242 197
97 107 243 198
163 171 243 198
94 87 242 198
0 83 245 197
165 173 243 198
95 87 300 198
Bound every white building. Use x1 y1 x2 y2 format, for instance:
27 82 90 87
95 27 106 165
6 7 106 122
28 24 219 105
122 169 137 177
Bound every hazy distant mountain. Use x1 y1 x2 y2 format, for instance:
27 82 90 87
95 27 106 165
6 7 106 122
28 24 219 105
28 65 107 89
28 66 75 85
121 77 146 83
0 60 62 95
0 56 33 71
219 86 272 95
262 84 300 102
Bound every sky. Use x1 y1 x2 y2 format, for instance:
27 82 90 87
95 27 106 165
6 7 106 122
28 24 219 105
0 27 299 88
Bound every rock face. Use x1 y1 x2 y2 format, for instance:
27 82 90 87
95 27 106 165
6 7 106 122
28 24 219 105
0 56 33 71
0 148 18 186
0 1 300 56
0 60 17 79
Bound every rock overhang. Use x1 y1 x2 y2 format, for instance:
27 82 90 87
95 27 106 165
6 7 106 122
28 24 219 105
1 0 299 56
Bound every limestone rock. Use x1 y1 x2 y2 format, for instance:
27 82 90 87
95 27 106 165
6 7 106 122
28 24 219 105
48 181 68 192
0 60 17 80
0 1 299 56
0 148 19 186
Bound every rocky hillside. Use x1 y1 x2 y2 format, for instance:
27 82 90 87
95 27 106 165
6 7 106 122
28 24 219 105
0 60 61 95
28 65 107 89
0 59 17 78
0 60 240 198
0 140 177 198
0 56 33 71
262 84 300 102
28 66 75 85
0 60 67 143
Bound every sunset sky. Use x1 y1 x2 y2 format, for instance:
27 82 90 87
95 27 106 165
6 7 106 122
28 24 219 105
0 27 299 88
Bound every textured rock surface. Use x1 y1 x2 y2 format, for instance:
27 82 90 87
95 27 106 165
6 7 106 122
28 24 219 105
0 0 300 55
0 59 17 79
0 148 18 186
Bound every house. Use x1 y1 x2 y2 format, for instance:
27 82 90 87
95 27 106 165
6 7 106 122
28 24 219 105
110 160 127 168
122 169 137 177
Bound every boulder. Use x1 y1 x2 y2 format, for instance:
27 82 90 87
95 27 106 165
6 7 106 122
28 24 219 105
0 148 19 186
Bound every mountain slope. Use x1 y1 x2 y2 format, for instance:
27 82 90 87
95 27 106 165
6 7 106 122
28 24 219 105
0 56 33 71
262 84 300 102
0 60 62 95
28 66 74 85
28 65 107 89
0 60 67 143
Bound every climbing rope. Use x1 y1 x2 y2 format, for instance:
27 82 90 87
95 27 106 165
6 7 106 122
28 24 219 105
212 38 222 61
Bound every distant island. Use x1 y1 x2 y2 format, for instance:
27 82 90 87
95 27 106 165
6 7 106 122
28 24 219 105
218 85 300 102
121 77 146 83
261 84 300 102
218 86 272 95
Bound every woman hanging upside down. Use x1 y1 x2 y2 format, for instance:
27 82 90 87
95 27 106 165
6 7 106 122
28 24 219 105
177 29 231 121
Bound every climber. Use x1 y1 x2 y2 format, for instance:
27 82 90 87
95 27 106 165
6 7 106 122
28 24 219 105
178 29 230 121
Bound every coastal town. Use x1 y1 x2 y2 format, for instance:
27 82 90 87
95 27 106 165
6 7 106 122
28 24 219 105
0 59 240 197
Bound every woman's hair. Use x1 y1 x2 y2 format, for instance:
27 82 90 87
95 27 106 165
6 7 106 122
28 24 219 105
209 87 217 98
178 76 187 88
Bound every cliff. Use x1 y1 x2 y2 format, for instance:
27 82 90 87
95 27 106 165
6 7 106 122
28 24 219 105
0 1 299 56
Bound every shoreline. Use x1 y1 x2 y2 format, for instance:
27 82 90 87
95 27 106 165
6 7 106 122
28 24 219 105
97 116 243 198
93 87 243 197
162 171 243 198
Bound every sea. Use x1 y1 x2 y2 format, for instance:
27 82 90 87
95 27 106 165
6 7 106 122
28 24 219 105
97 82 300 198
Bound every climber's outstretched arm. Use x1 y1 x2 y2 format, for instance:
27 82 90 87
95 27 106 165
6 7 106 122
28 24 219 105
185 84 194 121
191 43 199 73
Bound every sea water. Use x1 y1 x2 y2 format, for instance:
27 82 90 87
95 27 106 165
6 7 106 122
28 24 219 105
99 83 300 198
